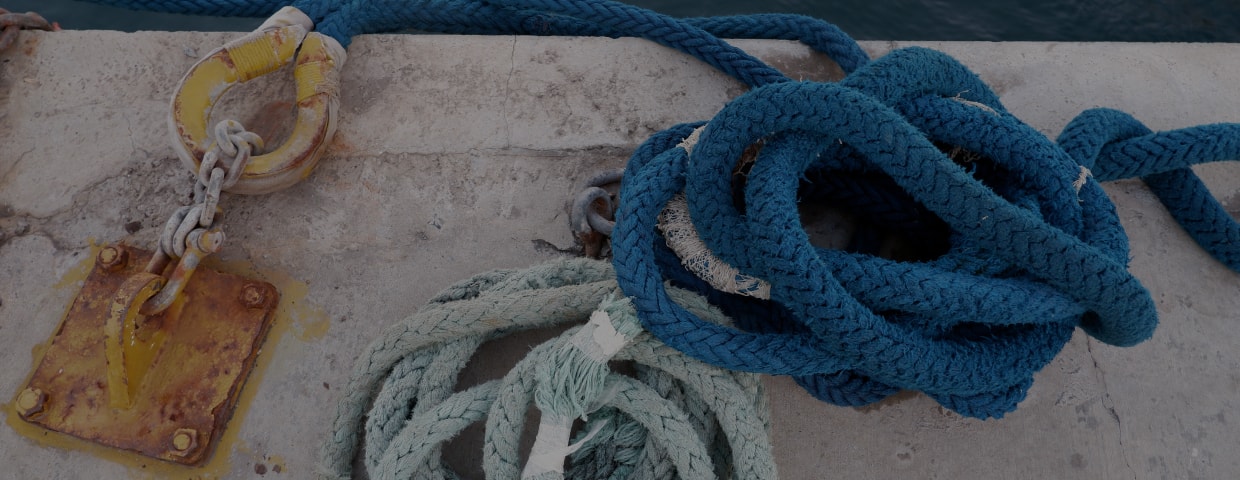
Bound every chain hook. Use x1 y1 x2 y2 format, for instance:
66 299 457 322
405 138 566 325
570 168 624 258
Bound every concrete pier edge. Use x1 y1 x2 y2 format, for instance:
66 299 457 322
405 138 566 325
2 31 1239 478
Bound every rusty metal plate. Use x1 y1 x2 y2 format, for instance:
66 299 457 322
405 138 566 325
15 245 278 466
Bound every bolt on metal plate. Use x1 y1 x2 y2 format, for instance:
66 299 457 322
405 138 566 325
14 245 278 465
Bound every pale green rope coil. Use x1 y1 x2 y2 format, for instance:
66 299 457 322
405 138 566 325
319 258 776 480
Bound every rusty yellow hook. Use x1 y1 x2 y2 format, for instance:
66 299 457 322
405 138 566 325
168 6 347 195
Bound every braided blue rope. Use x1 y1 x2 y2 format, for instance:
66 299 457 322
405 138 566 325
612 82 1089 417
317 2 867 87
72 0 279 17
1061 108 1240 270
79 0 870 82
612 40 1240 418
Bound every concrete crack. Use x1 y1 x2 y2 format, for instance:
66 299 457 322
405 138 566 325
530 238 581 256
125 114 140 157
0 203 76 253
1085 338 1138 479
501 37 517 149
1 145 37 186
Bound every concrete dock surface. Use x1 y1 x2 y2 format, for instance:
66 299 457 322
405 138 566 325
2 30 1239 479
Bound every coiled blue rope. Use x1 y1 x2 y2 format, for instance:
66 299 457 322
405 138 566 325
612 43 1240 418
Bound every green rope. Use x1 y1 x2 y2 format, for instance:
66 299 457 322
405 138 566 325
319 258 775 479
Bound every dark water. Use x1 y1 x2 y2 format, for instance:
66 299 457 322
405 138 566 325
5 0 1239 42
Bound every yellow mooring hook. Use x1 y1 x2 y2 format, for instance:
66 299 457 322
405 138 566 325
169 6 346 195
14 7 341 466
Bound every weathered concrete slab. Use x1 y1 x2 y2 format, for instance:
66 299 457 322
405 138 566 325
2 30 1239 479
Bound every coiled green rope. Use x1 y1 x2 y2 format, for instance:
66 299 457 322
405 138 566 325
319 258 775 479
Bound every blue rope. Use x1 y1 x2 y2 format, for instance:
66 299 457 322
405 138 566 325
79 0 870 81
74 0 280 17
1061 108 1240 269
323 1 868 86
612 80 1086 417
612 42 1240 418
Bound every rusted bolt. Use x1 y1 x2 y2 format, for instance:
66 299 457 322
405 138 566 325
240 283 267 309
171 428 199 455
15 387 46 418
97 246 128 272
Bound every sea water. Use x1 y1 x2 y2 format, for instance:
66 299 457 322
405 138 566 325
6 0 1238 42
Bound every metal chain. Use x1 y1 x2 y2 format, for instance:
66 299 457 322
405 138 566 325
142 120 262 314
199 120 264 190
0 8 55 53
155 120 262 259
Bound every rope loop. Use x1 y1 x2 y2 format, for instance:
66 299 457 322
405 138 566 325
79 0 870 89
1059 108 1240 270
610 46 1200 418
319 259 775 479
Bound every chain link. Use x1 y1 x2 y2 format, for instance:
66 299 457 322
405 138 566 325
154 120 262 260
570 168 624 258
199 120 264 189
142 120 262 313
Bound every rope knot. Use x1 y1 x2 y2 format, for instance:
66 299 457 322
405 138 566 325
534 295 637 422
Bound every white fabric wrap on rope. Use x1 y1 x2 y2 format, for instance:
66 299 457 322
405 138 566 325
257 5 314 30
660 124 773 299
522 308 630 479
573 309 628 363
523 414 573 478
659 194 772 299
522 414 610 479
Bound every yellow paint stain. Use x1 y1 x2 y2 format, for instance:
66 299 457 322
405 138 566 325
28 342 49 370
207 257 332 342
292 307 331 342
7 244 330 479
50 240 101 290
